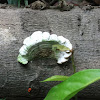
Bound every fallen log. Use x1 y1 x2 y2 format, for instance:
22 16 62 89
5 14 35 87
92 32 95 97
0 8 100 100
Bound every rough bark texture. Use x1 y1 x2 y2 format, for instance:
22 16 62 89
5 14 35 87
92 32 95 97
0 7 100 100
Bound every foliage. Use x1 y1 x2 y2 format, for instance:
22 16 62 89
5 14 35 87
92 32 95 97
7 0 28 7
41 75 68 82
43 69 100 100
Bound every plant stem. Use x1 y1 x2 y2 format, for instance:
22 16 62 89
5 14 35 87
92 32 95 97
71 51 78 100
18 0 21 7
71 51 76 74
24 0 28 7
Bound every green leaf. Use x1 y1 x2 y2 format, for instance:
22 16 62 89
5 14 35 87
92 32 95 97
44 69 100 100
41 75 68 82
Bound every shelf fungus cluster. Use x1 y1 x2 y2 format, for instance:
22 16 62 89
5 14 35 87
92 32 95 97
17 31 72 64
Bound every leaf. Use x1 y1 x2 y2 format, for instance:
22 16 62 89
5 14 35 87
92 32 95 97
44 69 100 100
41 75 68 82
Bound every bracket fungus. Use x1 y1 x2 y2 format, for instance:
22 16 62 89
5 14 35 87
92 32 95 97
17 31 72 64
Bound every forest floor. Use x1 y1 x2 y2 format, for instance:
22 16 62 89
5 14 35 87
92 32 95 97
0 3 100 11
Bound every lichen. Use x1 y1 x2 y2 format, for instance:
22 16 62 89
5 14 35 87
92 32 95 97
17 31 72 64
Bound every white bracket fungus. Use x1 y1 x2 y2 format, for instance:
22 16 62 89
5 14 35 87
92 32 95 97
17 31 72 64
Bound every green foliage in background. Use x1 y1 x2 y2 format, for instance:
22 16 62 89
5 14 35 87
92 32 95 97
43 69 100 100
7 0 28 7
7 0 85 7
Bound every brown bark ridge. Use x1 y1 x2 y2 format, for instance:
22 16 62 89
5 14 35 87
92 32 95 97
0 8 100 100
